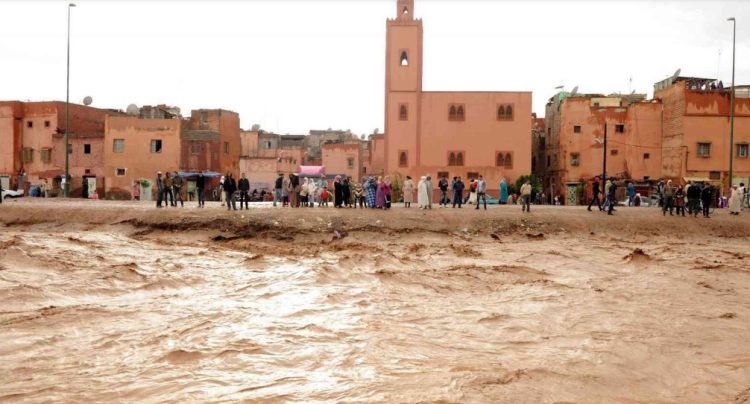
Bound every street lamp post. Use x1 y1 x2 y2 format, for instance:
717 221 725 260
728 17 736 190
64 3 76 197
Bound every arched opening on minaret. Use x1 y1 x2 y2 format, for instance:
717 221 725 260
403 6 409 15
400 51 409 66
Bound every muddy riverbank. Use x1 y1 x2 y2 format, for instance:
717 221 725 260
1 200 749 402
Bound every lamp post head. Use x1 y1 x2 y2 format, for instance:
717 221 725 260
727 17 735 22
69 3 76 7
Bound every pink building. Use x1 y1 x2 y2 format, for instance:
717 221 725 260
322 142 363 180
384 0 532 193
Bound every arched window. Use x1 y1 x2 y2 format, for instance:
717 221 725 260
403 6 409 15
448 152 456 166
456 152 464 166
399 151 408 167
505 105 513 119
449 106 457 121
496 153 505 167
457 106 464 120
400 51 409 66
504 153 512 168
497 105 505 119
399 104 408 121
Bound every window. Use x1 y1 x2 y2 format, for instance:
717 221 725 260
497 104 514 121
21 148 40 166
709 171 721 180
448 152 456 166
456 152 464 166
737 143 749 158
399 104 408 121
697 142 711 158
190 142 203 155
547 155 551 167
26 121 33 128
448 104 465 121
494 151 512 169
615 124 625 133
113 139 124 153
593 102 600 107
201 111 208 123
570 153 580 166
573 125 581 133
84 169 91 174
504 152 512 169
116 168 126 176
398 151 408 167
400 50 409 66
40 148 51 163
150 139 162 153
437 171 449 179
496 153 505 167
84 144 91 154
44 120 50 128
643 153 650 159
263 141 272 149
347 158 354 168
223 142 229 154
610 149 619 156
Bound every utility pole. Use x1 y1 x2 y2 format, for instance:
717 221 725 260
728 17 736 190
64 3 76 197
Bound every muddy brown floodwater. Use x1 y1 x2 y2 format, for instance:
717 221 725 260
0 200 749 403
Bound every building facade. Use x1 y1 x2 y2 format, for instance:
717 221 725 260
384 0 532 193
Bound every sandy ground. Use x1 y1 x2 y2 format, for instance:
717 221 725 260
0 198 749 403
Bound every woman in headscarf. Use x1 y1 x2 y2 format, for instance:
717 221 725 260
348 177 357 208
417 176 428 209
499 178 508 205
353 180 364 208
425 175 433 209
367 176 377 208
402 176 415 208
281 175 290 207
300 178 309 207
342 176 352 208
375 176 385 208
383 176 393 210
307 177 317 208
334 175 343 208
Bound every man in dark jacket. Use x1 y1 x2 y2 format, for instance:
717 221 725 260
156 171 166 208
238 173 250 210
701 182 713 218
587 178 602 211
438 176 449 207
273 173 283 207
686 181 701 217
195 171 206 208
452 176 465 208
172 171 184 208
223 173 237 211
607 179 617 215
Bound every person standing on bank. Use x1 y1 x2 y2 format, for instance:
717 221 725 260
425 175 433 209
238 173 250 210
452 176 465 208
520 180 532 212
438 175 449 207
662 180 675 216
156 171 165 208
273 173 283 207
587 178 602 211
701 182 713 218
607 179 618 215
224 172 237 211
499 178 509 205
164 172 174 207
402 176 415 208
196 171 206 208
475 175 487 210
172 171 184 207
687 181 701 217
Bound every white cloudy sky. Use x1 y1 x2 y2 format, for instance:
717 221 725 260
1 0 747 135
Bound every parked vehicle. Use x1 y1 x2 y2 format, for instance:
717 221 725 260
2 189 24 199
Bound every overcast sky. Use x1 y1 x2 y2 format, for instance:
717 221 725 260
1 0 747 135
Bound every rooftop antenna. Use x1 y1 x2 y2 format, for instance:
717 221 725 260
554 84 565 90
628 77 633 94
570 86 579 96
717 48 722 81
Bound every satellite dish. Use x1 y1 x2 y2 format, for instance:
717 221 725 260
83 96 92 106
251 124 261 131
571 86 579 96
671 68 681 80
126 104 139 116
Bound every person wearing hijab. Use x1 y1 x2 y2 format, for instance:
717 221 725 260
729 185 742 215
425 175 433 209
333 175 343 208
383 176 393 209
307 177 317 208
367 176 377 208
300 178 309 207
375 176 385 208
282 175 290 207
353 180 364 208
342 176 352 208
499 178 508 205
417 176 429 209
402 176 415 208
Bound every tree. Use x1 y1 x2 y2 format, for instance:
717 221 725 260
514 174 541 197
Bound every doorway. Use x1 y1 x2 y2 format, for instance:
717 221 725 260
0 176 9 192
85 176 97 198
140 181 152 201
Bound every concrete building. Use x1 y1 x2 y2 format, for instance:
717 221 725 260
655 76 750 187
384 0 532 193
322 142 365 180
543 93 662 203
531 114 546 181
305 129 358 164
239 130 307 190
0 100 119 196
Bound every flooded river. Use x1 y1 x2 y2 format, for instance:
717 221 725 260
1 224 749 402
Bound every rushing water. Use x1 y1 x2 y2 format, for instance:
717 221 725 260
0 228 749 403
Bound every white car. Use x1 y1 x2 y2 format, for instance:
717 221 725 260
1 189 24 199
